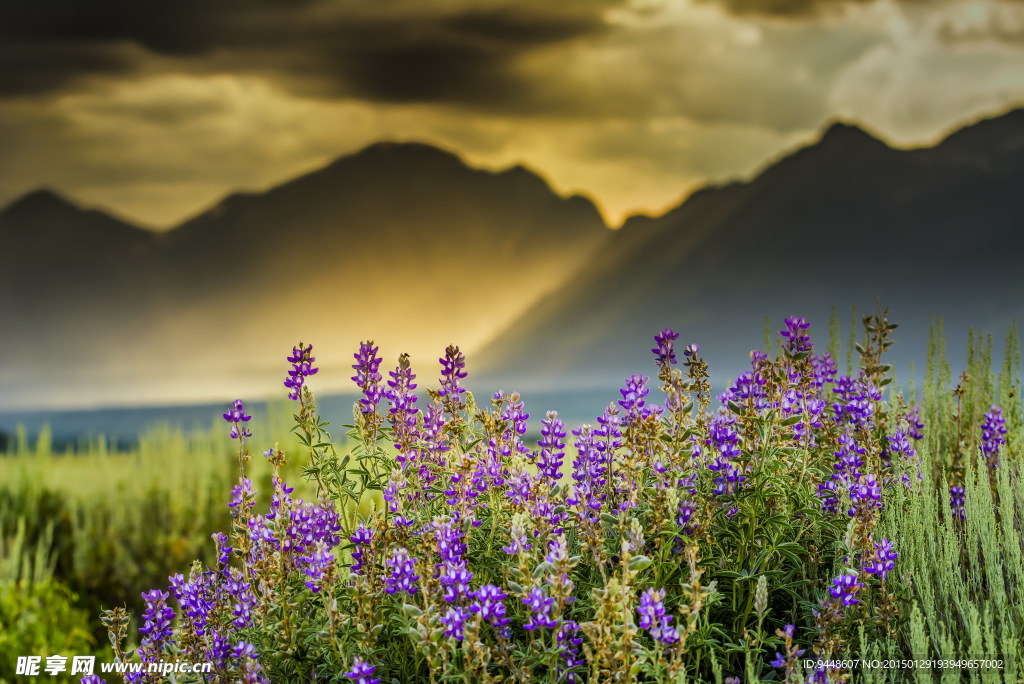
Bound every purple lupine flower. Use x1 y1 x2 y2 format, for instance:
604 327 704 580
438 344 468 403
138 589 174 647
351 341 384 414
211 531 232 568
224 568 258 628
864 538 898 580
557 619 585 682
653 328 680 366
435 518 473 602
471 584 510 627
831 375 879 429
618 374 661 424
502 518 534 556
848 473 883 517
298 541 334 592
440 605 471 641
522 587 558 630
234 642 270 684
811 352 838 390
537 411 567 481
829 571 864 606
223 399 252 439
979 406 1007 470
904 406 925 441
268 475 295 520
720 369 770 412
677 499 696 536
684 343 700 357
385 354 419 459
169 572 216 636
228 477 256 516
345 656 381 684
206 630 232 670
706 413 745 496
950 485 966 520
283 500 343 556
350 523 373 574
638 588 680 645
384 547 419 595
781 316 813 356
284 343 318 401
80 676 106 684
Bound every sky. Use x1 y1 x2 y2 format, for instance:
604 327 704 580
3 0 1024 228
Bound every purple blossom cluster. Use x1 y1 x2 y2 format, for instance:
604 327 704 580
345 656 381 684
828 571 864 607
351 341 384 414
864 538 898 581
781 316 813 356
384 547 419 595
979 405 1007 469
284 343 318 401
537 411 567 481
706 414 745 496
223 399 252 440
638 588 679 645
521 587 558 630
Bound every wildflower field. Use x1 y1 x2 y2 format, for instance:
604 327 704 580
2 311 1022 683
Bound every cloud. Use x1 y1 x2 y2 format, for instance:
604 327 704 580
0 0 620 108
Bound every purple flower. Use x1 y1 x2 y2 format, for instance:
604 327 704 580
950 485 966 521
138 589 174 648
904 406 925 441
502 518 534 556
557 619 585 682
618 374 661 424
707 414 745 496
224 568 258 628
211 531 232 567
223 399 252 439
864 538 898 581
979 406 1007 470
537 411 567 481
522 587 558 630
345 656 381 684
829 571 864 606
284 343 318 401
350 523 374 574
384 547 419 595
351 341 384 414
684 343 700 357
228 477 256 516
652 328 680 366
169 572 216 636
438 344 469 404
440 605 471 641
283 500 343 556
80 677 106 684
386 353 419 458
848 473 883 517
298 541 334 592
471 584 510 627
638 588 680 645
234 642 269 684
781 316 813 356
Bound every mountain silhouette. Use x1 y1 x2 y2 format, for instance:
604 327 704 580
0 143 609 409
473 108 1024 392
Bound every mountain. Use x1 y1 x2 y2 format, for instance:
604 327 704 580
0 144 609 410
473 109 1024 394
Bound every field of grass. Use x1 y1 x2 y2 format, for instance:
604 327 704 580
1 314 1021 683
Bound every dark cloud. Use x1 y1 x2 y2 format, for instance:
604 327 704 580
0 0 616 106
